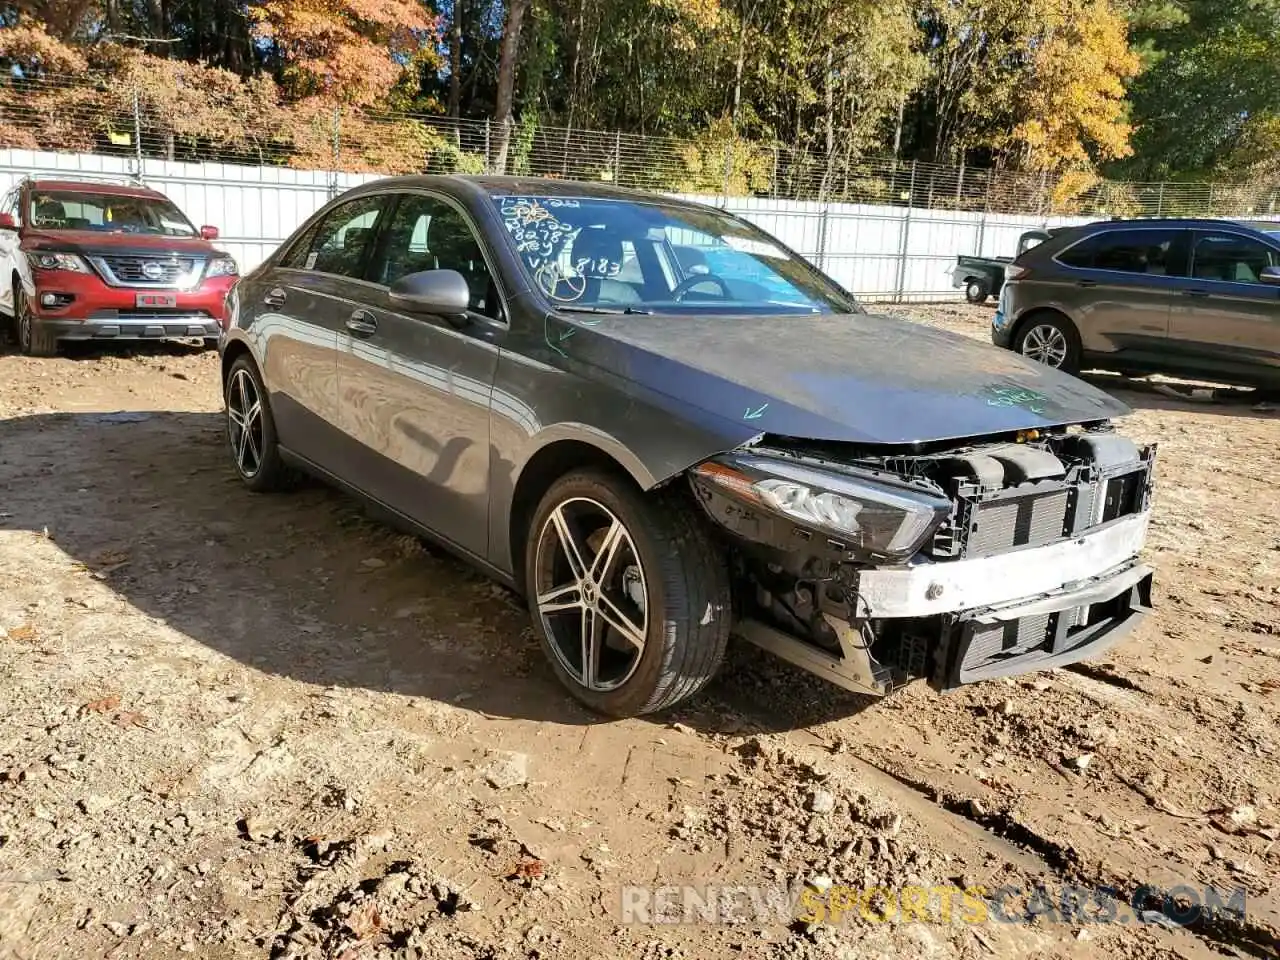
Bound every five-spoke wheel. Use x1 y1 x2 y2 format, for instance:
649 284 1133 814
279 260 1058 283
524 470 731 716
226 366 264 480
1014 313 1081 374
534 497 649 693
223 354 295 492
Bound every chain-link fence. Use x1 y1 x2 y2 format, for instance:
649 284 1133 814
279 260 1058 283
2 70 1278 219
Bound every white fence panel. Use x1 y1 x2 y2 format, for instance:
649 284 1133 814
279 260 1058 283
0 149 1097 300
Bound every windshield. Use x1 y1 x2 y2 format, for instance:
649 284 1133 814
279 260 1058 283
27 190 197 237
493 195 860 314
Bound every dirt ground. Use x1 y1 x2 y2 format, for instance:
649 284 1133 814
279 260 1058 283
1 304 1277 960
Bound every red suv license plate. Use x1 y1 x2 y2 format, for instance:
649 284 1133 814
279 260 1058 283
136 293 177 308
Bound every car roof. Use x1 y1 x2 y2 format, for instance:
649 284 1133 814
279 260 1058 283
347 174 718 214
27 178 167 199
1083 217 1276 231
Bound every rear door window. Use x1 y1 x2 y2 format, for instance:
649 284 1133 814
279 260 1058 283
1057 229 1182 275
1190 232 1279 284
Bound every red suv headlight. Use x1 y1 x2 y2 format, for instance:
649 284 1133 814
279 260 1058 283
27 251 90 273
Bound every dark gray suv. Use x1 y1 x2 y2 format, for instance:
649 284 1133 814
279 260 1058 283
992 218 1280 387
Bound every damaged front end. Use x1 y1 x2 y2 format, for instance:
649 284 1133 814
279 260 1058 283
689 426 1155 696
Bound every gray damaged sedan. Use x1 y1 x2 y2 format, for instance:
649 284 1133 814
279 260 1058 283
219 176 1156 717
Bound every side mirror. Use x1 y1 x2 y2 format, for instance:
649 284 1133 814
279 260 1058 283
1260 265 1280 285
0 213 16 230
389 269 471 320
200 225 219 241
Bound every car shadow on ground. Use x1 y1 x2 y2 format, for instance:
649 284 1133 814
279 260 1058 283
0 337 211 360
1083 372 1280 417
0 409 877 734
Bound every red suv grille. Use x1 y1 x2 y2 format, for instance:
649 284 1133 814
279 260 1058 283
98 255 198 285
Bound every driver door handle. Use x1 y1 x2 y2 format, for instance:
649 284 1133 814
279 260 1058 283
263 287 287 307
346 310 378 336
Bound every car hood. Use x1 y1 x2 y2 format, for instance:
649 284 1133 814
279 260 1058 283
23 228 216 257
569 310 1129 447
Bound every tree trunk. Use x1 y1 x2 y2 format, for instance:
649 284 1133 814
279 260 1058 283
492 0 531 174
567 0 587 129
448 0 465 118
105 0 120 34
731 0 747 125
147 0 168 54
824 44 833 157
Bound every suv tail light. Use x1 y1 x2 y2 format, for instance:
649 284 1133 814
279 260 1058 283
1004 263 1029 280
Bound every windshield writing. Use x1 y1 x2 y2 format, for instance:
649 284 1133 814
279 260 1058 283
494 195 857 314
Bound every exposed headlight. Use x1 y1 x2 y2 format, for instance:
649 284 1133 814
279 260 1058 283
206 256 239 278
28 251 89 273
692 452 951 560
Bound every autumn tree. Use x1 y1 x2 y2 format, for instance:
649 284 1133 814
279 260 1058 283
1007 0 1140 171
249 0 438 106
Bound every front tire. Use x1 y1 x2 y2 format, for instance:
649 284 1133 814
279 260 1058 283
964 278 990 304
524 469 731 717
1014 312 1082 374
15 287 57 357
224 354 295 492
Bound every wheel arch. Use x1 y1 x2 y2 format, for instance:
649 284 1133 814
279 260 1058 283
219 336 256 389
1010 305 1078 348
506 435 654 595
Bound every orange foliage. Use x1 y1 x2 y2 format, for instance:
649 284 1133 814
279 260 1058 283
250 0 439 106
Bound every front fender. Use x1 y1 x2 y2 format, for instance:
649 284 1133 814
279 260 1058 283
486 339 761 575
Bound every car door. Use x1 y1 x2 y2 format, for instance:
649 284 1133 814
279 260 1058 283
0 186 22 317
1168 229 1280 379
336 190 503 559
1052 227 1187 361
249 193 390 470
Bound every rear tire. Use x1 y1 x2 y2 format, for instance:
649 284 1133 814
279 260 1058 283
1014 312 1082 375
524 469 731 717
964 278 990 304
224 354 296 493
15 287 57 357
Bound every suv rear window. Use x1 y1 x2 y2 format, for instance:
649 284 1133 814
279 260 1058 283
1057 228 1180 275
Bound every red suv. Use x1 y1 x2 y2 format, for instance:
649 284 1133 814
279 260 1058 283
0 177 238 355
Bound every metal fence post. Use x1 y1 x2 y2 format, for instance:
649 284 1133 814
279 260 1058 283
328 106 342 199
484 120 492 174
614 131 622 185
771 145 779 199
1156 182 1165 217
816 201 831 274
721 140 734 207
131 92 144 184
893 160 917 303
976 175 990 256
1207 183 1215 217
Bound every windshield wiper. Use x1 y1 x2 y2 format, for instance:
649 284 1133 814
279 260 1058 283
555 305 653 316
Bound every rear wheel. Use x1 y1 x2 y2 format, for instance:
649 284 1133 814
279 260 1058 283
525 469 731 717
224 354 295 492
1014 313 1081 374
15 287 57 357
964 278 990 304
